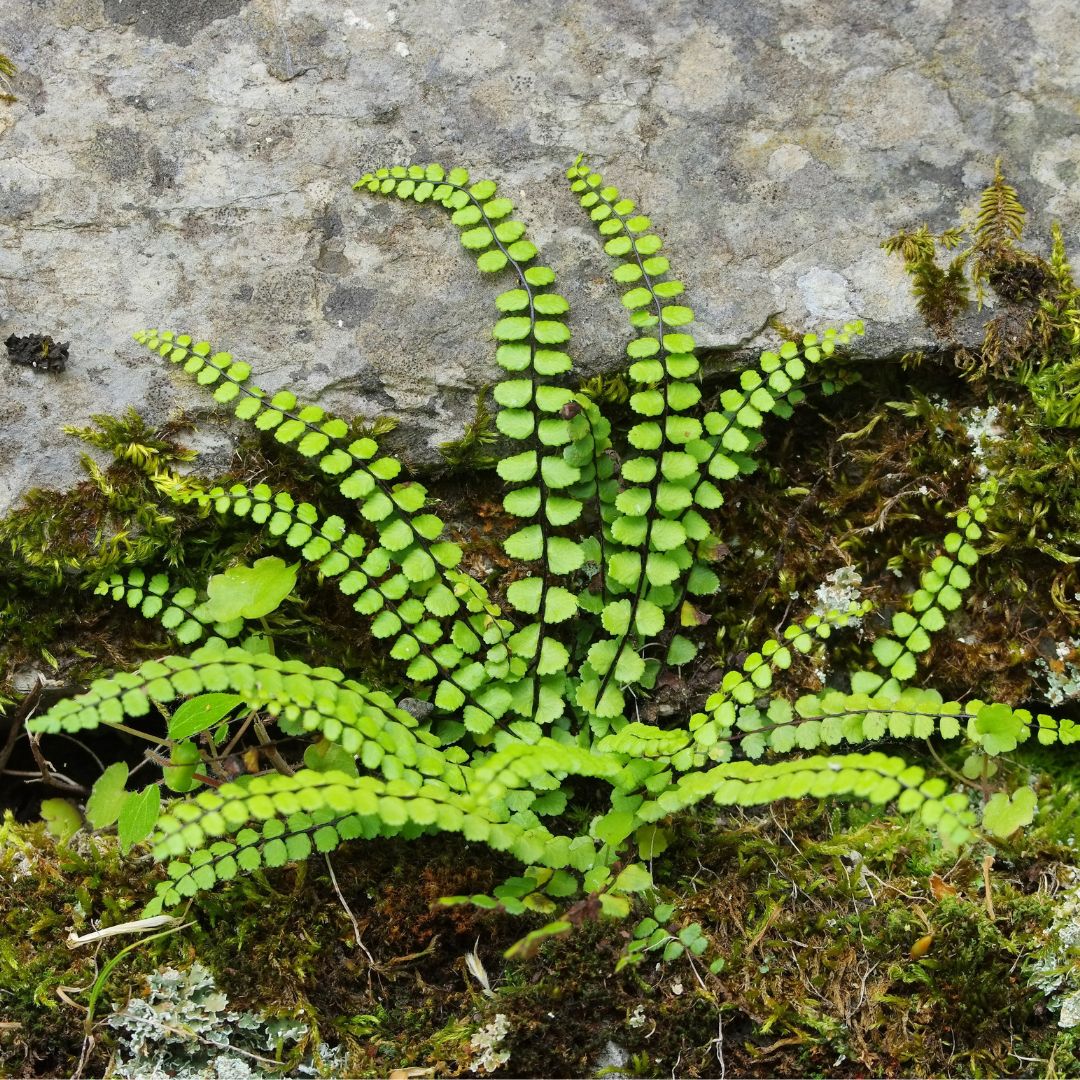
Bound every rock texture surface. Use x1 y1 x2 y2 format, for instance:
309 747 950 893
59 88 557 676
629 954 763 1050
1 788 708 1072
1 0 1078 510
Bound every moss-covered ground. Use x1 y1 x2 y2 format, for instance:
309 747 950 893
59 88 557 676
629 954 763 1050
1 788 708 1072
3 788 1080 1078
4 357 1080 1077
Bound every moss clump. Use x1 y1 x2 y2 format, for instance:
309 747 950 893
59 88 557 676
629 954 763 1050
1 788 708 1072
6 794 1080 1078
0 815 162 1076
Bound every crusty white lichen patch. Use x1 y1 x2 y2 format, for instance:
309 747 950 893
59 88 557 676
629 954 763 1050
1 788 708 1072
107 963 343 1079
961 405 1005 478
469 1013 511 1075
1029 868 1080 1027
1033 639 1080 706
813 565 865 621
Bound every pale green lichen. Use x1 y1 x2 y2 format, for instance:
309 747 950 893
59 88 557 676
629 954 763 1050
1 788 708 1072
962 405 1005 478
1034 639 1080 705
812 565 865 620
1028 868 1080 1027
468 1013 511 1075
106 962 343 1078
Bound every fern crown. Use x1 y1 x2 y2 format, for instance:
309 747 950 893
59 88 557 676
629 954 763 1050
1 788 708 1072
27 157 1070 934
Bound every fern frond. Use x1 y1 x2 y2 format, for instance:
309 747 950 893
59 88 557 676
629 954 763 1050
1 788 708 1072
354 164 608 722
134 331 465 619
144 767 585 914
133 331 540 730
95 566 217 646
869 480 995 682
566 156 710 717
27 640 448 777
635 751 976 846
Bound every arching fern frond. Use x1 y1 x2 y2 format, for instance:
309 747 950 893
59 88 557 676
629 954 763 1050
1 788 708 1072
145 767 584 916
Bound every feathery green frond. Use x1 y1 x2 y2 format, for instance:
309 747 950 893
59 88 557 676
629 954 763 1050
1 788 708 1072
975 158 1026 246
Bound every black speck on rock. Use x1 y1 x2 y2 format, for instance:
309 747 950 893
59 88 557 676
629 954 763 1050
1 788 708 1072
6 333 68 372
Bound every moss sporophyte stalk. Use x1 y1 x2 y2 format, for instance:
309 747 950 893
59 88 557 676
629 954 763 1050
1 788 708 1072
20 158 1079 961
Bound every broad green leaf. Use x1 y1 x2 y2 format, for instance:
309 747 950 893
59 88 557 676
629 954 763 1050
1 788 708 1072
614 647 646 684
195 557 298 622
612 863 653 893
872 637 904 668
616 488 652 516
538 637 570 675
169 693 245 741
609 552 641 587
631 389 664 415
118 784 161 854
40 799 82 843
622 457 657 484
976 702 1024 755
163 741 202 793
496 409 534 440
535 321 571 344
594 809 637 846
649 519 686 551
545 495 581 526
982 787 1037 839
85 762 130 829
666 635 697 665
541 456 580 488
635 824 671 859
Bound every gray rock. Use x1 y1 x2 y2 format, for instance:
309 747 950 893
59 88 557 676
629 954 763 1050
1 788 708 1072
1 0 1078 514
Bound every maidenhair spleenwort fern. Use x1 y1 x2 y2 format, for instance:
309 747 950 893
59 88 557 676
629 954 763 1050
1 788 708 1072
28 159 1079 951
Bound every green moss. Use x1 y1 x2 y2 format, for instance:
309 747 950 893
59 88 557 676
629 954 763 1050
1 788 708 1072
3 784 1079 1078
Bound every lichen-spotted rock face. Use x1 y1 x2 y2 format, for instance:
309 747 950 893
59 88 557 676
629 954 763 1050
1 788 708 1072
2 0 1077 512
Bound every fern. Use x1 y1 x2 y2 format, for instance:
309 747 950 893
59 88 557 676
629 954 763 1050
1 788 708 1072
26 158 1069 944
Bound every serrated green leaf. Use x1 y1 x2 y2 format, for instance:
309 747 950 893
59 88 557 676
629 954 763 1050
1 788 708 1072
195 557 298 623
